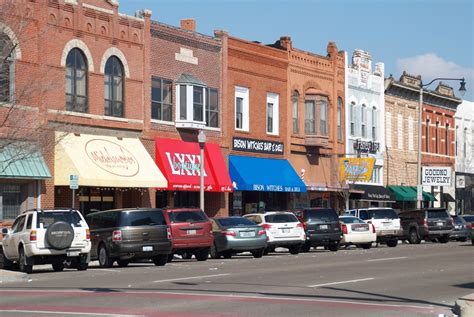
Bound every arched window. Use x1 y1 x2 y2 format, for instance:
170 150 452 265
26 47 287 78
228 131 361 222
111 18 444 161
0 34 14 102
104 56 124 117
350 101 356 136
361 104 367 138
292 91 299 134
337 97 342 140
371 106 377 140
66 48 88 112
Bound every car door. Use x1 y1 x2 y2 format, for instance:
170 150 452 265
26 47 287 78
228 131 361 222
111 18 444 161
5 215 26 260
2 216 21 258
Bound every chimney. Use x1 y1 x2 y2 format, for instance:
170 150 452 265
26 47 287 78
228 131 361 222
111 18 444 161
327 41 338 59
279 36 292 50
180 19 196 32
435 82 455 97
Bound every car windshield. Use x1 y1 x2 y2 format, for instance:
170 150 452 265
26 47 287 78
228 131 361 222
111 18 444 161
216 217 256 227
169 210 208 223
304 209 338 221
120 210 167 226
427 210 449 218
368 209 398 219
37 211 82 228
461 215 474 222
340 217 365 224
265 213 298 223
453 217 464 224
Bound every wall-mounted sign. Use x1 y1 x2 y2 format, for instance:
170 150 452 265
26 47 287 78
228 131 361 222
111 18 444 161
353 139 380 154
232 137 284 155
339 157 375 182
456 175 466 189
422 166 452 186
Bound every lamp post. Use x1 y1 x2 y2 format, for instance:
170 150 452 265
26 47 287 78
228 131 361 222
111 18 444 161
416 78 466 208
198 130 206 211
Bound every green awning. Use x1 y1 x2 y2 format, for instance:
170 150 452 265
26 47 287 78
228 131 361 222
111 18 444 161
387 186 436 202
0 141 51 180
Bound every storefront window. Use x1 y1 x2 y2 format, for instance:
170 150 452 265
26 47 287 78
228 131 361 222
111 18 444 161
1 184 22 220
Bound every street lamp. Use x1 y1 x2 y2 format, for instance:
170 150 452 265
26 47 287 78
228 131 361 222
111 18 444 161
198 130 206 211
416 78 466 208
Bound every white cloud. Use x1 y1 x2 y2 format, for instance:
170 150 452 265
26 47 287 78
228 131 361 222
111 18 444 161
396 53 473 100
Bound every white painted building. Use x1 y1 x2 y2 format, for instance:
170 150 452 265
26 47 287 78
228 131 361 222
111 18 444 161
455 100 474 213
345 50 392 207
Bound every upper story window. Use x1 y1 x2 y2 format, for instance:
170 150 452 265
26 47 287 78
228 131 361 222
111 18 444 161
386 112 392 148
0 34 14 103
397 113 403 150
435 122 440 154
371 107 377 140
151 77 172 121
206 88 219 128
463 128 468 157
337 97 342 141
235 86 249 131
266 93 279 135
292 91 299 134
304 95 328 136
425 119 430 152
175 73 208 129
445 124 449 155
408 115 414 151
66 48 88 113
104 56 124 117
350 101 356 136
361 104 367 138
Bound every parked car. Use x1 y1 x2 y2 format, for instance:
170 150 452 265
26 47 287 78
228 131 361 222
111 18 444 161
459 214 474 245
291 208 342 252
1 208 91 273
243 212 305 255
449 216 469 242
163 208 213 262
85 208 172 267
339 215 377 249
210 217 267 259
399 208 454 244
347 208 401 247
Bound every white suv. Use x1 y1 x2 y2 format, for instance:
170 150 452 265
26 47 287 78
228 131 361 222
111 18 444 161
1 209 91 273
244 212 305 255
347 208 401 247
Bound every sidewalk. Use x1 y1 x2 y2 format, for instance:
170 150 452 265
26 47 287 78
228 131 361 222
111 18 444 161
0 269 27 284
453 293 474 317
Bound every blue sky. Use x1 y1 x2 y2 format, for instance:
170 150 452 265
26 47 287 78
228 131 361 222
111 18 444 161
120 0 474 101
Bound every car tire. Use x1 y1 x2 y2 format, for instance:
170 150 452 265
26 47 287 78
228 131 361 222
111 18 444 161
386 239 398 248
98 244 113 268
458 237 467 242
45 221 75 250
181 252 192 260
251 248 264 258
117 260 129 267
167 253 174 262
301 242 311 253
210 244 221 259
222 250 232 259
52 262 64 272
77 262 88 271
438 235 449 244
288 245 301 255
471 239 474 246
153 255 168 266
408 229 421 244
0 249 14 270
195 249 210 261
19 247 33 274
361 243 372 249
328 243 339 252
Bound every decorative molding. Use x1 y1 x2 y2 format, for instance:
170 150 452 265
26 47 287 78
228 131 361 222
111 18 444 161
100 47 130 78
64 0 78 4
60 39 95 71
175 48 198 65
0 23 22 60
118 13 144 22
83 3 114 15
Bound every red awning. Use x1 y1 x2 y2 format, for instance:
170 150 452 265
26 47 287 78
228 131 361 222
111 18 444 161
155 138 232 192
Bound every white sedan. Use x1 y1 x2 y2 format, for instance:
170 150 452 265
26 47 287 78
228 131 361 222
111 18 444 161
339 216 376 249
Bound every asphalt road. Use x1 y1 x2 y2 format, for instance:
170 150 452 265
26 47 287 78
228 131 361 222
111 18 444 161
0 241 472 317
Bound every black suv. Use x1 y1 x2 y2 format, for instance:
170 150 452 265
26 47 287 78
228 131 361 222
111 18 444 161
85 208 172 267
292 208 342 252
399 208 454 244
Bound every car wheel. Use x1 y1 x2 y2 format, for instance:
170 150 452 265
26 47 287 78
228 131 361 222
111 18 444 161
77 262 88 271
167 253 174 262
210 244 221 259
386 240 398 248
195 248 210 261
251 248 264 258
408 229 421 244
19 247 33 274
328 243 339 252
52 262 64 272
288 245 301 255
438 235 449 244
301 242 311 253
117 260 129 267
361 243 372 249
471 239 474 246
222 250 232 259
181 252 192 260
0 249 14 270
153 255 168 266
458 237 467 242
98 244 113 268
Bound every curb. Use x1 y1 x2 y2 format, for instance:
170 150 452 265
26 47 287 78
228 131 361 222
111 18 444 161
453 293 474 317
0 269 28 284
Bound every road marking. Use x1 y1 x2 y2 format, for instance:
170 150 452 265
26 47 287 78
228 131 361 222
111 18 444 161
367 256 407 262
308 277 375 288
0 310 142 317
152 273 230 283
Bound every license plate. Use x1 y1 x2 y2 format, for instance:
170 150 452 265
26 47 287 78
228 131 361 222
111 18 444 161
437 222 444 226
142 246 153 252
320 225 328 230
354 227 366 231
187 229 197 235
240 231 255 237
67 251 80 257
383 222 391 227
281 228 291 234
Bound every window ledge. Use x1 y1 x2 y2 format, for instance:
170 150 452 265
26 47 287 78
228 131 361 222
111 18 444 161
202 126 221 132
266 132 280 137
48 109 93 118
2 103 39 111
175 120 206 130
151 119 175 126
103 115 129 123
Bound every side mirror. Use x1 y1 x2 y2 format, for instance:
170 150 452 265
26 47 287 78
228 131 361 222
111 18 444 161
2 228 9 235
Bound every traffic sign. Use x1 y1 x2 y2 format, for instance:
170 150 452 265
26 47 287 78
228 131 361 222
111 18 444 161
69 175 79 189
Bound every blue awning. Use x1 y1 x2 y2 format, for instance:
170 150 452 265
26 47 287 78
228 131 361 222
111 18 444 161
229 155 306 193
0 141 51 180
